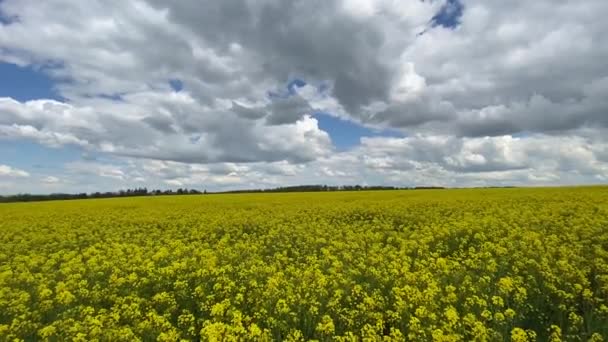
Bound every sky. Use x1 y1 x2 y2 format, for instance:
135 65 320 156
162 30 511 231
1 0 608 194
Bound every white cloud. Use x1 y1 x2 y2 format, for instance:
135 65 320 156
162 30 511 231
0 0 606 138
0 0 607 192
0 164 29 178
390 62 426 102
42 176 60 184
3 129 607 195
0 96 332 164
65 161 126 181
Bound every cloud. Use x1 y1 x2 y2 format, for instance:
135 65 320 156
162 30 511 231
42 175 60 184
0 95 332 164
264 95 312 126
0 164 29 178
354 133 608 185
2 0 605 138
390 0 608 136
65 161 127 181
1 0 608 192
36 133 608 191
2 128 607 195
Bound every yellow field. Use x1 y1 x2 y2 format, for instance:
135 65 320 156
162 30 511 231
1 187 607 341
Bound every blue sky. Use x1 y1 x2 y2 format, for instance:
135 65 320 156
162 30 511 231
0 63 60 101
431 0 464 29
0 63 84 178
0 140 83 171
314 113 403 151
1 0 607 194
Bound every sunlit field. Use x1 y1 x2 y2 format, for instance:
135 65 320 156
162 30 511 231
1 187 607 341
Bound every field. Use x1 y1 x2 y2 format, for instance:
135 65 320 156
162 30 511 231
1 187 607 341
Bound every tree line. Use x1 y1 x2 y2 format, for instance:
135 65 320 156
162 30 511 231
221 185 436 193
0 185 450 203
0 187 204 203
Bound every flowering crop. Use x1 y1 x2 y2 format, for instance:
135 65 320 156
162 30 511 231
1 187 607 341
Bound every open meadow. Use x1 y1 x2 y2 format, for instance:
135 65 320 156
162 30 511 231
1 187 607 341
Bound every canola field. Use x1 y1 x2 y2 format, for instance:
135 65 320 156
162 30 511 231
1 187 607 341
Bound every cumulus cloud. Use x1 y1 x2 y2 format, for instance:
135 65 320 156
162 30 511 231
0 95 332 164
1 0 607 192
65 161 130 181
0 164 29 178
1 1 606 135
356 134 608 181
42 176 60 184
15 133 600 194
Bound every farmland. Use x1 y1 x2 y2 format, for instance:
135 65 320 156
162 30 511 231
0 187 607 341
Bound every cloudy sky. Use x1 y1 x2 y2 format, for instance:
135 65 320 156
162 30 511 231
1 0 607 194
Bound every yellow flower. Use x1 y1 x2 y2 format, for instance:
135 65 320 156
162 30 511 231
548 325 562 342
588 333 604 342
498 277 515 294
492 296 504 308
316 315 335 335
494 312 505 323
511 327 528 342
444 306 459 325
38 325 57 339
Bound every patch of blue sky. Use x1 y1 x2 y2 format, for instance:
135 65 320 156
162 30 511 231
0 140 87 171
287 78 306 94
0 62 61 101
314 112 404 151
169 79 183 92
0 4 18 25
268 78 308 99
431 0 464 29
